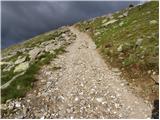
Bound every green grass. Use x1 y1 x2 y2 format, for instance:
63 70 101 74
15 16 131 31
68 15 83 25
1 46 66 103
76 1 159 73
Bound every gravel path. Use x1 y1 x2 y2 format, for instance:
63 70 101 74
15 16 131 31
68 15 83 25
7 26 152 118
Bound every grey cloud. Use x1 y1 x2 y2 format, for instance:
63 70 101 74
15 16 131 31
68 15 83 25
2 1 140 49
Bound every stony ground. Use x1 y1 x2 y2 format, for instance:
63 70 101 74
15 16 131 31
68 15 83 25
2 26 153 119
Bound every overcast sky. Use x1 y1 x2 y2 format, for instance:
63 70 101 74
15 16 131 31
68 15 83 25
1 1 141 49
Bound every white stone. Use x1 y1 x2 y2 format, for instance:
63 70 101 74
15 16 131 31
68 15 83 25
150 20 157 25
119 21 124 26
102 19 107 23
40 116 45 119
15 101 21 108
102 19 117 27
96 97 103 102
123 11 128 17
95 32 100 36
136 38 143 46
117 45 123 52
14 62 29 73
75 97 79 101
118 15 124 18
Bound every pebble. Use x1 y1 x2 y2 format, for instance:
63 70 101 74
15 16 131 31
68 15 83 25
74 97 79 102
15 101 21 108
96 97 103 103
136 38 143 46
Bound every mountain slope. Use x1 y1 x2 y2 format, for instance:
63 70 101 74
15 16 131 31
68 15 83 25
2 26 152 119
1 1 159 119
76 1 159 102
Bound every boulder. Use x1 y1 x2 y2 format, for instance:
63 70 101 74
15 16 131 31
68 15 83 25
14 62 29 73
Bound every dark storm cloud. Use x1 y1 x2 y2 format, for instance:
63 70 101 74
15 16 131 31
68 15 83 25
1 1 140 49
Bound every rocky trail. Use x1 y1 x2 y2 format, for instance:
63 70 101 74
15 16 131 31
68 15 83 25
2 26 152 118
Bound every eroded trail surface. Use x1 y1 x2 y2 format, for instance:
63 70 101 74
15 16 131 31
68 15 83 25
8 26 152 118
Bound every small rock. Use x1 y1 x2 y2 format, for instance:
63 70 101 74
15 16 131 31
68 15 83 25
118 15 124 18
0 104 7 110
95 32 100 36
136 38 143 46
96 97 103 103
115 103 120 108
102 19 117 27
153 71 156 75
147 11 151 14
17 85 21 90
29 47 41 60
15 101 21 108
8 102 15 110
123 11 128 17
112 68 120 72
117 45 123 52
74 97 79 102
151 75 159 84
147 70 151 74
22 107 28 116
27 99 31 103
102 19 107 23
14 62 29 73
150 20 157 25
119 21 124 26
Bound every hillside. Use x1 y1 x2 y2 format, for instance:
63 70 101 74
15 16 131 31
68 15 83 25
76 1 159 102
1 1 159 119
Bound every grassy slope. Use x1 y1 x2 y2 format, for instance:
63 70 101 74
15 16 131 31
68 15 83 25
76 1 159 101
1 28 68 103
